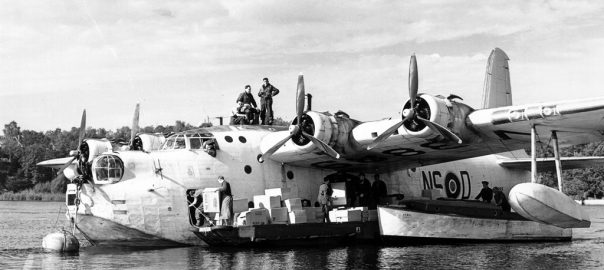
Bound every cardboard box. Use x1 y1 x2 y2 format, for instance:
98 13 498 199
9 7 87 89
233 198 249 213
284 198 303 212
331 182 347 206
269 207 289 223
333 209 362 222
304 207 323 223
288 209 308 224
253 195 281 209
202 188 220 213
265 187 299 201
421 189 443 200
236 208 270 226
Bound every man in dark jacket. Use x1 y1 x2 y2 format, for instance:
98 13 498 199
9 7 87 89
236 85 258 124
258 77 279 125
357 173 371 207
475 181 493 203
370 174 387 209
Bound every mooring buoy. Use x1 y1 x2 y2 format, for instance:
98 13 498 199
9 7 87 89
42 230 80 253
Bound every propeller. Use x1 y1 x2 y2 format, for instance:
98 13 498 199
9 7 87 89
367 54 462 150
259 74 341 161
130 103 140 147
56 109 86 178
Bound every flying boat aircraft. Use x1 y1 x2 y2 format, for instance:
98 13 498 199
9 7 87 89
38 48 604 246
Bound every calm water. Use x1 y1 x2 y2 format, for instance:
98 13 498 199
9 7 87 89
1 201 603 269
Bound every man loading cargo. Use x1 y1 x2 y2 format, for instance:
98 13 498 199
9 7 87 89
318 178 333 223
188 189 205 226
217 176 234 226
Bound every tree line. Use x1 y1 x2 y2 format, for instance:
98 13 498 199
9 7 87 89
0 119 602 199
0 120 205 194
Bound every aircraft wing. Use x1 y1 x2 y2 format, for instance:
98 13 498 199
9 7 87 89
498 156 604 171
261 97 604 173
468 97 604 147
37 157 76 169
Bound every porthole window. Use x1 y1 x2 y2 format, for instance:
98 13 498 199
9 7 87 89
244 165 252 174
91 155 124 184
239 136 247 143
287 171 294 180
225 136 233 143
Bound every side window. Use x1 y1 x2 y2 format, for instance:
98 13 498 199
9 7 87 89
163 137 175 150
190 138 202 149
175 135 186 149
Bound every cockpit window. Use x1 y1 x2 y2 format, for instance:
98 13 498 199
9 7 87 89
175 135 186 149
161 132 216 150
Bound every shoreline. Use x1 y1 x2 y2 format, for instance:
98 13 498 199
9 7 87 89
0 191 65 202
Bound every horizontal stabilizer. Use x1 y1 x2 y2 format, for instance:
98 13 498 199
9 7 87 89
509 183 590 228
37 157 76 169
497 156 604 170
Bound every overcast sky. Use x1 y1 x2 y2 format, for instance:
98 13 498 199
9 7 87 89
2 0 604 132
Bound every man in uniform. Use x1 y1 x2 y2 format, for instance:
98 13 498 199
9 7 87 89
257 77 280 125
370 174 388 209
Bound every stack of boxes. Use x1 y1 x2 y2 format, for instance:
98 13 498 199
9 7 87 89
233 185 377 227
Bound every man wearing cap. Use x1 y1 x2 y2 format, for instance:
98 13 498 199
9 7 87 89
257 77 280 125
475 181 493 203
217 176 233 225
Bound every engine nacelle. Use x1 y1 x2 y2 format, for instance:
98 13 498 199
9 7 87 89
260 111 338 163
81 139 113 163
352 94 472 148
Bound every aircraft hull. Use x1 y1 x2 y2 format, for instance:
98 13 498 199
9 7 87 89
378 203 572 243
75 214 203 247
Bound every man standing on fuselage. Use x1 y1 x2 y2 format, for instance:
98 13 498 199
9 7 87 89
258 77 279 125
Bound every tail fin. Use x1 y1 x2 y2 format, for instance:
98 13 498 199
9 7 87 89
481 48 512 109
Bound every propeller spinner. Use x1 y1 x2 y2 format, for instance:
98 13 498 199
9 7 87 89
259 74 341 162
367 54 462 150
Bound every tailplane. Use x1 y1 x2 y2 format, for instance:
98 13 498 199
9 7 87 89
481 48 512 109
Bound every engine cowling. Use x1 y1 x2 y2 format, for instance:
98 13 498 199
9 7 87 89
259 111 338 163
352 94 473 148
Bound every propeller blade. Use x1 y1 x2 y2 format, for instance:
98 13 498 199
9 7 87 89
367 112 415 150
261 133 294 160
417 117 463 144
296 73 305 124
409 54 418 108
56 156 77 176
130 103 140 146
301 131 341 159
77 110 86 150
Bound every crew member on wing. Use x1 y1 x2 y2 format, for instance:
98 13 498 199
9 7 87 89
258 77 279 125
475 181 493 203
217 176 233 226
357 173 371 207
236 85 259 124
230 102 248 125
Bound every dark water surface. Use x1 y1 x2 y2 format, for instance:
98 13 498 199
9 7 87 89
1 201 603 269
